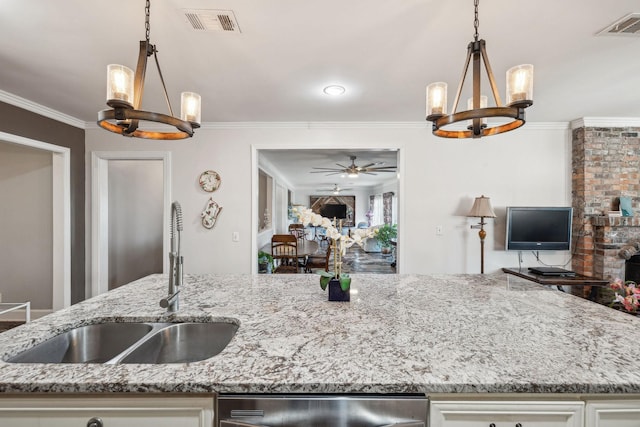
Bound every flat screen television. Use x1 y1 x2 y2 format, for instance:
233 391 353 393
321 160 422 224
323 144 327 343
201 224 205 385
505 206 573 251
321 204 347 219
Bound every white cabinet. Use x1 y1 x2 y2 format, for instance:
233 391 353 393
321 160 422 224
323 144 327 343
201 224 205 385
0 396 214 427
430 400 584 427
585 400 640 427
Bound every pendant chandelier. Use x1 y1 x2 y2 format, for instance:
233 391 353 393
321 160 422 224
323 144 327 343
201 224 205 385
425 0 533 139
97 0 201 140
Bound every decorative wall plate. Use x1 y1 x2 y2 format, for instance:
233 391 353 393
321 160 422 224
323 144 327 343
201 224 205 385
199 170 221 192
201 197 223 229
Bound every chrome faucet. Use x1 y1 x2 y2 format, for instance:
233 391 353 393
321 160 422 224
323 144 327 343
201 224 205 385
160 201 183 312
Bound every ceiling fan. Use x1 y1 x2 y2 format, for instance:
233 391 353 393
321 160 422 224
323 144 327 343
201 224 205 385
310 156 397 177
317 184 353 194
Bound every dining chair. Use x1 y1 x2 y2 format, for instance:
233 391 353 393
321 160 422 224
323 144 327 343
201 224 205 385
288 223 305 241
304 245 331 273
271 234 300 273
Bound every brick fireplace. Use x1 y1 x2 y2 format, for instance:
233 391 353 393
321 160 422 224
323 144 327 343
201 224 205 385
571 124 640 286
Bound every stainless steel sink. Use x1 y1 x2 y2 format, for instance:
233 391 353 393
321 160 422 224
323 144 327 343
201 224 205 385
7 322 153 363
6 320 238 364
119 322 239 364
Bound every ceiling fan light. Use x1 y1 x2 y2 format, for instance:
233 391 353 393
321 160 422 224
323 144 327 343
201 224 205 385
348 172 358 178
106 64 134 108
506 64 534 107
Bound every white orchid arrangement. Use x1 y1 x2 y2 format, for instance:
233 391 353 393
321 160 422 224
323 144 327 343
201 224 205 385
293 206 374 290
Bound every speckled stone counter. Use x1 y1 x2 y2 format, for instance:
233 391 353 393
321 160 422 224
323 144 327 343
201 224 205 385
0 273 639 394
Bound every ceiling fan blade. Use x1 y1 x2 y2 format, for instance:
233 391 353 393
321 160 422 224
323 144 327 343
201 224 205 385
364 167 396 172
359 162 377 169
335 163 350 169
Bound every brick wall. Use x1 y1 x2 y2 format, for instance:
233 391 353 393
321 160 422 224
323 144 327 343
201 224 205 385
572 126 640 282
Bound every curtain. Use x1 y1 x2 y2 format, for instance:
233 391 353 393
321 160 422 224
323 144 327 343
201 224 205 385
372 194 384 225
383 192 394 225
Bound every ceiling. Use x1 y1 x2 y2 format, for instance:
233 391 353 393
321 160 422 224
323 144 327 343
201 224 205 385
259 149 399 191
2 1 639 191
1 0 640 126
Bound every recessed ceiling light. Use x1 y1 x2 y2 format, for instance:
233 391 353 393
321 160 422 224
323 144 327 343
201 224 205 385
323 85 346 96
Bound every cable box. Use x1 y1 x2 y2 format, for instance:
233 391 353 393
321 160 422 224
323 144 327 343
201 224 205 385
528 266 576 277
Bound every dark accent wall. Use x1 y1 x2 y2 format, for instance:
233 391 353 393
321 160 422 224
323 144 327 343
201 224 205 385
0 101 85 304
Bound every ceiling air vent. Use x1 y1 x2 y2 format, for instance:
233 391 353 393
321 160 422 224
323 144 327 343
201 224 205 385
597 13 640 36
182 9 241 33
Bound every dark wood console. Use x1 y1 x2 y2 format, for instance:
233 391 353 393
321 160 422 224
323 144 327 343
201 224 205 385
502 268 608 287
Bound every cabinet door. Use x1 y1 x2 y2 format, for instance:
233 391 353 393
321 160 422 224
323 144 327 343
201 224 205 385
430 400 584 427
0 396 214 427
585 400 640 427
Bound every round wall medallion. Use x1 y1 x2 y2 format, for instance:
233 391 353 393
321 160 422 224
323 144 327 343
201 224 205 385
199 170 221 192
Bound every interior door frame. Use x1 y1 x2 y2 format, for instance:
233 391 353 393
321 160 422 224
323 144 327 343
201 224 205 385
0 131 71 310
251 144 405 274
90 151 171 298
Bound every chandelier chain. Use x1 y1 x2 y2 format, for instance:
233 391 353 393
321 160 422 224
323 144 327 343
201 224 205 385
145 0 151 42
473 0 479 41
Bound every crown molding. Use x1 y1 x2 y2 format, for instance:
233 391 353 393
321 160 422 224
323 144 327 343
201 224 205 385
0 90 86 129
4 89 626 132
571 117 640 129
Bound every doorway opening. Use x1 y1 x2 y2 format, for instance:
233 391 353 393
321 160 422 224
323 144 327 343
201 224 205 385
251 147 403 274
90 151 171 297
0 131 70 314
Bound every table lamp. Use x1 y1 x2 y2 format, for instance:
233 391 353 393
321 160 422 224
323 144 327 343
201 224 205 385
467 195 496 274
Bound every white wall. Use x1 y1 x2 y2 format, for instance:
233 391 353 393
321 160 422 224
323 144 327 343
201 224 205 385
85 123 571 276
0 143 52 308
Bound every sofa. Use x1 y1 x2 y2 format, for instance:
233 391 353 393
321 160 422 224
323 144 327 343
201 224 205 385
362 224 383 253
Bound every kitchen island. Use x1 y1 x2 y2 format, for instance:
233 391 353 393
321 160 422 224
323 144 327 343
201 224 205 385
0 272 639 395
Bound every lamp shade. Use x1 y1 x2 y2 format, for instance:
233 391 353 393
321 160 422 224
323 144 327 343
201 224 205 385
426 82 447 117
181 92 201 125
468 195 496 218
506 64 533 106
106 64 134 108
467 95 488 127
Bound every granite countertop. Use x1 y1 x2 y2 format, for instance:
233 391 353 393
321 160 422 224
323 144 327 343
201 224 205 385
1 272 639 395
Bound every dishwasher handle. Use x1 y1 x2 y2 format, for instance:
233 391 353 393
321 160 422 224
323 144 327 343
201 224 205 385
380 423 425 427
220 421 270 427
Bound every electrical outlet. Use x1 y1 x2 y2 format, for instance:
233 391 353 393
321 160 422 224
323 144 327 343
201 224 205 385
232 231 240 242
436 225 443 236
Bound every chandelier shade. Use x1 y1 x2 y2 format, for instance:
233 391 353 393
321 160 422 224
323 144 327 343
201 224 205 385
97 0 201 140
425 0 533 139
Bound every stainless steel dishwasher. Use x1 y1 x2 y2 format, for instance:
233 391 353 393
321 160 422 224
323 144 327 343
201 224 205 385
217 394 428 427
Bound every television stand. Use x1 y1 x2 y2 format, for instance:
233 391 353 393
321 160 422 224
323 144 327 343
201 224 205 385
502 268 609 301
502 267 608 286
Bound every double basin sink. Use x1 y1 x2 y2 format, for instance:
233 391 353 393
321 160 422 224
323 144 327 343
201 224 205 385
6 320 239 364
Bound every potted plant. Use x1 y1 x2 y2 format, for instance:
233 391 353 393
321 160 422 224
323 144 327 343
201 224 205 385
293 206 374 301
258 250 274 274
375 223 397 254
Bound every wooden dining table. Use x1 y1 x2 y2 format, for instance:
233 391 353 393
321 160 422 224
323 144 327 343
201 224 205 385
260 238 322 257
